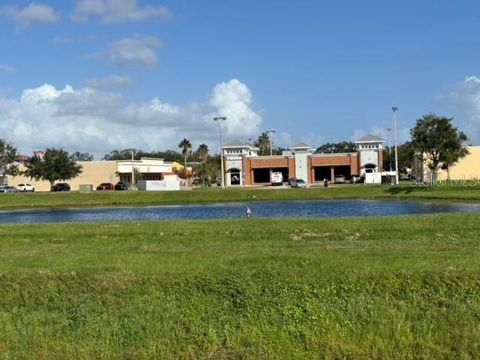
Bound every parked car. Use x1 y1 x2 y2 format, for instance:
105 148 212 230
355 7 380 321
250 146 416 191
52 183 71 192
17 183 35 192
290 178 307 188
335 175 346 184
0 185 18 193
114 181 128 190
96 182 114 191
192 178 202 186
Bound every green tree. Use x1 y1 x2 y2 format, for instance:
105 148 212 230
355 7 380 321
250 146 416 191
273 146 286 155
23 148 83 190
204 156 220 186
102 149 184 162
410 114 469 182
102 149 139 160
72 151 94 161
254 132 271 156
383 142 415 173
178 138 192 178
133 167 143 183
195 144 209 163
0 138 19 182
196 143 209 186
315 141 356 153
152 150 183 163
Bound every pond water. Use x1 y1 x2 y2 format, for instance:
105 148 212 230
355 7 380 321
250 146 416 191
0 199 480 224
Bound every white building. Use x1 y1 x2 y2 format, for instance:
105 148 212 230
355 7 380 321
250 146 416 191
354 135 385 176
222 140 259 186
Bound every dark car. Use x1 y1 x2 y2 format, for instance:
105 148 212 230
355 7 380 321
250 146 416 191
114 181 128 190
96 182 114 191
52 183 71 192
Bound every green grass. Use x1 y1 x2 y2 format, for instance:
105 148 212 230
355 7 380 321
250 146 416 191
2 182 480 210
1 213 480 358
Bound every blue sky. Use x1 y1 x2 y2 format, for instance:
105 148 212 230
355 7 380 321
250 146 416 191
1 0 480 158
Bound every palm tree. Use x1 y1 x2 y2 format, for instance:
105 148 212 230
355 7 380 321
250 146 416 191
178 138 192 179
196 143 209 186
196 144 209 163
255 132 271 156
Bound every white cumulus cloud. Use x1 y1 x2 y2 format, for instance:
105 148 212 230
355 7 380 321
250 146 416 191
92 35 162 69
72 0 172 23
1 2 60 31
0 79 263 158
85 74 133 89
445 76 480 143
209 79 262 137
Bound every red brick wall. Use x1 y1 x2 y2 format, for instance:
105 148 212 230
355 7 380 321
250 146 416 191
310 154 354 166
249 157 290 168
241 152 367 185
350 154 359 176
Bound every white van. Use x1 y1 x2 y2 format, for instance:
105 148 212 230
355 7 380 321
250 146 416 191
271 172 283 186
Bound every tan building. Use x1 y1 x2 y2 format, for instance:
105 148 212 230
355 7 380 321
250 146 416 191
431 145 480 181
9 158 176 191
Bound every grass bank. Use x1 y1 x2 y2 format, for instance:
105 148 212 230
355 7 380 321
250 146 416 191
1 213 479 358
2 182 480 210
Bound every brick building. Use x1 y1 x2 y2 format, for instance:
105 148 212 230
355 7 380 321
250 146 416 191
222 135 384 186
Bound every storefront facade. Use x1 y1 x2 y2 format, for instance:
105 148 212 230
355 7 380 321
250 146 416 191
223 136 384 186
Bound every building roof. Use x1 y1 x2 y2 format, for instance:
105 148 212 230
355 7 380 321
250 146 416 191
290 142 313 150
355 134 384 143
223 139 250 147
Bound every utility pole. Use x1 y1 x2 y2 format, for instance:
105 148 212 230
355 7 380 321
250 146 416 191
213 116 227 188
266 129 276 156
392 106 399 185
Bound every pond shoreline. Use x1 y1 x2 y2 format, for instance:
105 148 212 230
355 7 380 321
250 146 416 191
2 184 480 212
2 198 480 224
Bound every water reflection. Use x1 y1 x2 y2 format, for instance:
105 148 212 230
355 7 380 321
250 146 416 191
1 199 479 224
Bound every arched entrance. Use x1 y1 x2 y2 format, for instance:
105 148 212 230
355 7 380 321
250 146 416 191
229 168 241 185
362 163 377 174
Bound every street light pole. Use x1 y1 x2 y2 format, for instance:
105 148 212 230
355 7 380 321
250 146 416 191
266 129 276 156
213 116 227 188
388 127 392 171
392 106 399 185
130 150 135 189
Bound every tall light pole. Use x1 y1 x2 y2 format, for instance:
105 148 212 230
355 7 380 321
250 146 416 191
213 116 227 188
266 129 276 156
392 106 399 185
387 127 392 171
130 149 135 189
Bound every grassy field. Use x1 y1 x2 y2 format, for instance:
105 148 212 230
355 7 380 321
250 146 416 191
1 213 479 358
2 182 480 210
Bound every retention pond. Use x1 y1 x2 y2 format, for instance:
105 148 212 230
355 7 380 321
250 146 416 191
1 199 480 224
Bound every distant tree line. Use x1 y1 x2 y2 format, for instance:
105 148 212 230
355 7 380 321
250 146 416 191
102 149 185 163
315 141 356 154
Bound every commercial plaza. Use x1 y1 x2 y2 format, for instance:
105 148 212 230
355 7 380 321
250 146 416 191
8 137 480 191
7 135 385 190
221 135 385 186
